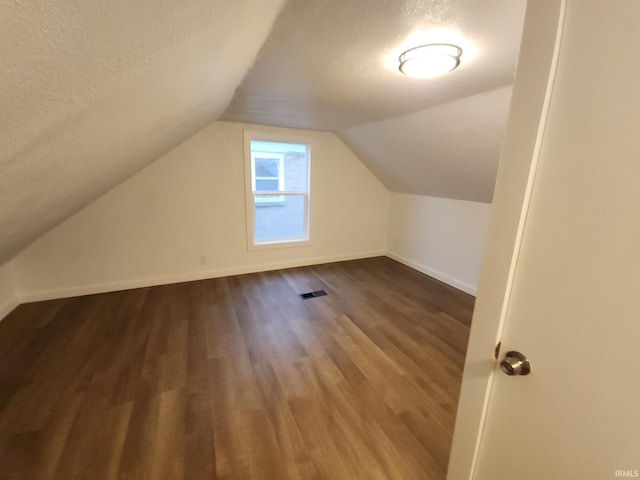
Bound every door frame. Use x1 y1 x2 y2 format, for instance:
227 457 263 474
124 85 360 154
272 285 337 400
446 1 567 478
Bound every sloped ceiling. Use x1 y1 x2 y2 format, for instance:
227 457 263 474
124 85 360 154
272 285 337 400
0 0 286 265
223 0 526 201
339 86 513 203
222 0 525 130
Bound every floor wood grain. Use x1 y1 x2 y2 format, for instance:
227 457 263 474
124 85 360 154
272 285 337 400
0 257 473 479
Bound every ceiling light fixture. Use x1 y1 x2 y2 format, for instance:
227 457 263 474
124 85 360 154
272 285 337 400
398 43 463 78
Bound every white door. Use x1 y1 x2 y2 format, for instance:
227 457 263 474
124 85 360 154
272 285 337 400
468 1 640 478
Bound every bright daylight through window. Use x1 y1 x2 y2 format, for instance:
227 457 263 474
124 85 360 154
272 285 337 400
244 134 310 248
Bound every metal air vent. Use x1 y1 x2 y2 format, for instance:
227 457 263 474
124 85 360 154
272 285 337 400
299 290 327 300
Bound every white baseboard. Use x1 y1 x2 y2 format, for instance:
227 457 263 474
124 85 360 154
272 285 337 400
385 251 477 296
13 249 475 304
18 250 386 303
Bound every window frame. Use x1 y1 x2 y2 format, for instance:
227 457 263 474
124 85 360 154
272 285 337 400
243 129 313 250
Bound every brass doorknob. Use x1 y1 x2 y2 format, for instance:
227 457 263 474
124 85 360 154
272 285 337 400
500 351 531 376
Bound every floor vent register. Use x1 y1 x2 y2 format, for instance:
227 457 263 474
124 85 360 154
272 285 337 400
299 290 328 300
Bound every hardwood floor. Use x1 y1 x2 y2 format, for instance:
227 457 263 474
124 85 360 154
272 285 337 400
0 257 473 479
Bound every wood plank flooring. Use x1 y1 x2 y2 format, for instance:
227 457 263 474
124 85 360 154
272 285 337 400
0 257 473 479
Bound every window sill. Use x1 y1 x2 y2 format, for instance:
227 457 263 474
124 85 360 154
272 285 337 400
247 238 312 251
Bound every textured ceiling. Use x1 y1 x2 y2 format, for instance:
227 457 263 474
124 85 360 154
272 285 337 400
0 0 286 264
222 0 526 205
339 86 514 203
222 0 526 131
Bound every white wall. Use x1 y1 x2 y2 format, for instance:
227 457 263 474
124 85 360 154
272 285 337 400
0 260 18 320
3 121 495 308
12 121 389 301
386 193 492 295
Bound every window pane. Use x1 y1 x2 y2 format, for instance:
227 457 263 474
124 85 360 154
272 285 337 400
255 179 279 191
254 194 306 242
283 151 308 193
254 157 279 177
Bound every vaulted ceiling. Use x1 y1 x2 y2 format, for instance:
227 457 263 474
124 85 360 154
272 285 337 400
0 0 286 264
223 0 526 204
223 0 525 131
1 0 526 265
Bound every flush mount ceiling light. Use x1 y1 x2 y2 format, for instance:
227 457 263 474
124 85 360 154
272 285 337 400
398 43 463 78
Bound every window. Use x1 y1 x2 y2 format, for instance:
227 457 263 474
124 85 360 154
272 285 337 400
244 131 311 248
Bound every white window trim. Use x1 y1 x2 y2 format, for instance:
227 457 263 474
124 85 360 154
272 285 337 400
243 129 313 251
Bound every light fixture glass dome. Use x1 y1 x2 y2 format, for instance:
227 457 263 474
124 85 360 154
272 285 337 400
398 43 462 78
